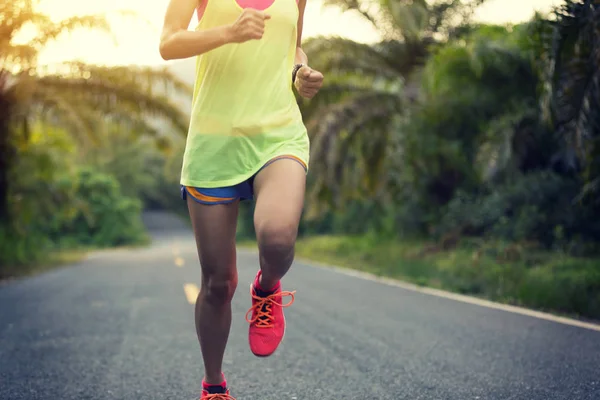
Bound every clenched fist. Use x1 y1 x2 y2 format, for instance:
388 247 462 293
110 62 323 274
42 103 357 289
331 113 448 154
228 8 271 43
294 65 324 99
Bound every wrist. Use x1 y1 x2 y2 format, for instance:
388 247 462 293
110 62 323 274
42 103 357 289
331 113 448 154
221 24 235 44
292 63 304 84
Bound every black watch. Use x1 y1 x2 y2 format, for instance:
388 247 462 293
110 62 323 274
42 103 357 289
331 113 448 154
292 63 304 84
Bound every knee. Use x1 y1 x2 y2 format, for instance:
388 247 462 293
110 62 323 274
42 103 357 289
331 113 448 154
257 221 297 256
202 269 238 306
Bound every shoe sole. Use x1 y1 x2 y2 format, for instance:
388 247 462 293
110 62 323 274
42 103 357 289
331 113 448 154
249 282 286 358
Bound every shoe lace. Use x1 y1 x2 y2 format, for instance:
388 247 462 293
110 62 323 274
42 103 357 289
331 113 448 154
245 290 295 328
202 394 236 400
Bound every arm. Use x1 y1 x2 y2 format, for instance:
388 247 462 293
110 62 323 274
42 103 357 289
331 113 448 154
293 0 324 99
294 0 308 65
159 0 230 60
159 0 270 61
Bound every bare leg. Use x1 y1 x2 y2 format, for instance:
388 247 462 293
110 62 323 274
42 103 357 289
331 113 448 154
253 159 306 289
187 197 239 384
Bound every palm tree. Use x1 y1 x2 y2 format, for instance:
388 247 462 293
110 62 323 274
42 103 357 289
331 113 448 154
0 0 191 223
540 0 600 204
400 21 550 214
301 0 487 208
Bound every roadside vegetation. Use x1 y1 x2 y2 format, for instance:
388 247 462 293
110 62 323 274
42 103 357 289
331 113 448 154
2 0 599 320
0 0 189 277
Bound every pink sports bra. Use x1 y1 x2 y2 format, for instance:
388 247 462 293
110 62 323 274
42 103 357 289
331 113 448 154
197 0 298 20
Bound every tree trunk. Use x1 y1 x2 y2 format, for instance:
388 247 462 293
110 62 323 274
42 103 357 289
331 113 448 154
0 74 14 224
0 124 12 224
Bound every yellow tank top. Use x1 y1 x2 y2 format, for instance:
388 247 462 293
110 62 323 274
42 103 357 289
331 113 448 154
180 0 309 188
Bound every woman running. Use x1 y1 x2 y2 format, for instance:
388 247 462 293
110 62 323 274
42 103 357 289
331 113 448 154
159 0 323 397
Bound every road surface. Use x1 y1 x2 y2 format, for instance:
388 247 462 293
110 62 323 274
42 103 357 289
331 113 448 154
1 212 599 400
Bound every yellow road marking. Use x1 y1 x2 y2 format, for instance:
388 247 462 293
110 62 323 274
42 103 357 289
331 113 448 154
183 283 200 305
174 256 185 267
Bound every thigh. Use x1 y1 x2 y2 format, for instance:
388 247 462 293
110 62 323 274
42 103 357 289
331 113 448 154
187 196 239 279
252 158 306 237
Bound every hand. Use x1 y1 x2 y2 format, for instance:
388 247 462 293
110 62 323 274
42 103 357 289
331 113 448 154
294 66 324 99
228 8 271 43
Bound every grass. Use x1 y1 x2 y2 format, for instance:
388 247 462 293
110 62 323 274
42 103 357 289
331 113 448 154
240 235 600 321
0 248 89 282
0 232 152 282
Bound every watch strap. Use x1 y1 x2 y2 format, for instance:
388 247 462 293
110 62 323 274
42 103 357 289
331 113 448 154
292 63 304 84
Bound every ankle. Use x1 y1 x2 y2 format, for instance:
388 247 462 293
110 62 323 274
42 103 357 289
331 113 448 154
203 372 226 386
257 274 279 292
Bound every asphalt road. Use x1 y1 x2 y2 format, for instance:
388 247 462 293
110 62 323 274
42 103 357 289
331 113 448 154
1 212 599 400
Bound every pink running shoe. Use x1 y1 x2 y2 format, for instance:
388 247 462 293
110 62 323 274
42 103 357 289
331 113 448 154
245 270 296 357
201 376 235 400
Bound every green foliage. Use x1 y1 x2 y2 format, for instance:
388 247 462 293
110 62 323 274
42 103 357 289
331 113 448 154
301 3 547 213
541 0 600 203
0 225 53 273
388 23 542 229
46 168 147 248
301 200 399 236
516 257 600 318
237 201 256 240
440 171 599 252
303 0 600 316
0 1 191 276
307 1 600 250
85 127 187 214
0 124 148 274
292 235 600 319
0 0 191 225
321 0 488 40
302 35 406 209
8 124 78 236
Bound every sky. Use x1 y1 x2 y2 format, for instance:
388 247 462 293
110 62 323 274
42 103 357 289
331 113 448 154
33 0 561 67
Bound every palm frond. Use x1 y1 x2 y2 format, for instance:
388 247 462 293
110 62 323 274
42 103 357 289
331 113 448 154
34 73 189 134
375 38 431 76
321 0 380 29
321 0 490 40
9 62 192 155
380 0 429 42
56 62 193 100
32 80 175 153
475 105 551 183
422 33 536 100
32 87 98 147
299 78 400 118
575 176 600 205
305 36 404 80
29 15 112 49
307 91 402 206
0 45 38 72
1 0 193 223
0 0 36 44
1 0 112 72
545 0 600 178
428 0 488 37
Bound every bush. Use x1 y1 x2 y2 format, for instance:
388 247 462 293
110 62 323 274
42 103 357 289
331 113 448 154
46 168 148 248
517 257 600 318
0 161 148 275
86 131 188 216
440 171 600 253
0 225 53 275
301 200 398 236
293 235 600 320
